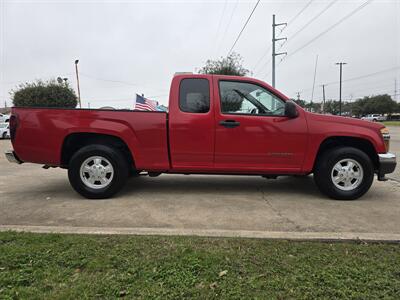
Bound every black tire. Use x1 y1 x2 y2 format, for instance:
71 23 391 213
2 132 6 139
68 144 129 199
314 147 374 200
130 170 142 177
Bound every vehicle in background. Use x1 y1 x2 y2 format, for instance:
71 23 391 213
361 114 387 122
0 113 10 123
0 123 10 139
5 74 397 200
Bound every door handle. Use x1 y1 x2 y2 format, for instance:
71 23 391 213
219 120 240 128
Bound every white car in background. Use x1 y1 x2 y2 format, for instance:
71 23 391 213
0 114 10 123
0 123 10 139
361 114 387 122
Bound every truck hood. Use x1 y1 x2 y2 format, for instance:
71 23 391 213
305 112 385 131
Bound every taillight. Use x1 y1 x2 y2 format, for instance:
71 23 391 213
9 115 18 141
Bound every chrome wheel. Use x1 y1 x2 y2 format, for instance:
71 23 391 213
331 159 364 191
80 156 114 189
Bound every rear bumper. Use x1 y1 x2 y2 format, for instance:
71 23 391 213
5 150 23 164
377 152 396 180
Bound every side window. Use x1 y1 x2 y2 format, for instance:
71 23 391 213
219 81 285 116
179 78 210 113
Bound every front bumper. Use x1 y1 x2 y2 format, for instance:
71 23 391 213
5 150 23 164
377 152 396 180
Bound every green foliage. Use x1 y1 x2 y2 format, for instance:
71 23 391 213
323 100 341 115
295 94 399 116
351 94 398 116
292 98 322 113
199 52 249 76
383 121 400 126
293 99 306 107
1 232 400 299
11 79 78 108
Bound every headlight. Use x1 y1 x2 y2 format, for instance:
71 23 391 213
380 127 390 152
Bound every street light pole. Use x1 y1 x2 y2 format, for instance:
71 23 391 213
75 59 82 108
335 62 347 116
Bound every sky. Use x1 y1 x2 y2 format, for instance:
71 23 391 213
0 0 399 109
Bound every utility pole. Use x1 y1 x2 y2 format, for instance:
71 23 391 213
395 78 398 102
272 14 287 88
75 59 82 108
335 62 347 116
311 55 319 111
322 84 326 114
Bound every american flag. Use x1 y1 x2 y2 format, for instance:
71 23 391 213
134 94 158 111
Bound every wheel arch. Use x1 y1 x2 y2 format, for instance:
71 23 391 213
313 136 379 171
60 132 135 169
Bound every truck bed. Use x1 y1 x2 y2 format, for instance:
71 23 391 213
11 108 170 170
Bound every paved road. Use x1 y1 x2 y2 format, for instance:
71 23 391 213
0 126 399 239
388 126 400 182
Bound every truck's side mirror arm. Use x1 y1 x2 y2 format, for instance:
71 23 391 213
284 101 298 118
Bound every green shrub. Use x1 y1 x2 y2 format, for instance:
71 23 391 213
199 52 249 76
11 79 78 108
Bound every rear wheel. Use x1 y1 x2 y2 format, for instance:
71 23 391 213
68 144 129 199
314 147 374 200
2 132 6 139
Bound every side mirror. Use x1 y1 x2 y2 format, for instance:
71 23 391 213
284 101 298 118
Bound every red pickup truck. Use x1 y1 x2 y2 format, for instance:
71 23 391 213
5 74 396 200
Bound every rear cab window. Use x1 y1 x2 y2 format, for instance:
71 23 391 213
179 78 210 113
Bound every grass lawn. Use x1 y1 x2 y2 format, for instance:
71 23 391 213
0 232 399 299
383 121 400 126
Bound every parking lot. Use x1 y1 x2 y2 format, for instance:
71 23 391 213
0 126 399 240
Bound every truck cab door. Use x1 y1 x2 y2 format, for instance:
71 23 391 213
213 78 308 173
168 76 215 171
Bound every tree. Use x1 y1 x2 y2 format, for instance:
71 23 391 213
199 52 249 76
11 79 78 108
323 100 341 115
292 98 306 107
365 94 397 115
348 94 397 116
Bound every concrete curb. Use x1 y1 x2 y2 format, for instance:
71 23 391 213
1 225 400 242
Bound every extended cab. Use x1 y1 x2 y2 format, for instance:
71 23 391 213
5 74 397 200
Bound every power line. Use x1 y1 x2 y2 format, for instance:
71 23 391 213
216 0 239 56
79 73 140 86
253 52 272 76
285 0 373 60
227 0 261 56
292 66 400 95
288 0 338 43
213 0 228 57
284 0 314 31
253 0 314 74
79 73 168 94
328 66 399 86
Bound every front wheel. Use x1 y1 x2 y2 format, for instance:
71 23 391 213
68 144 129 199
314 147 374 200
